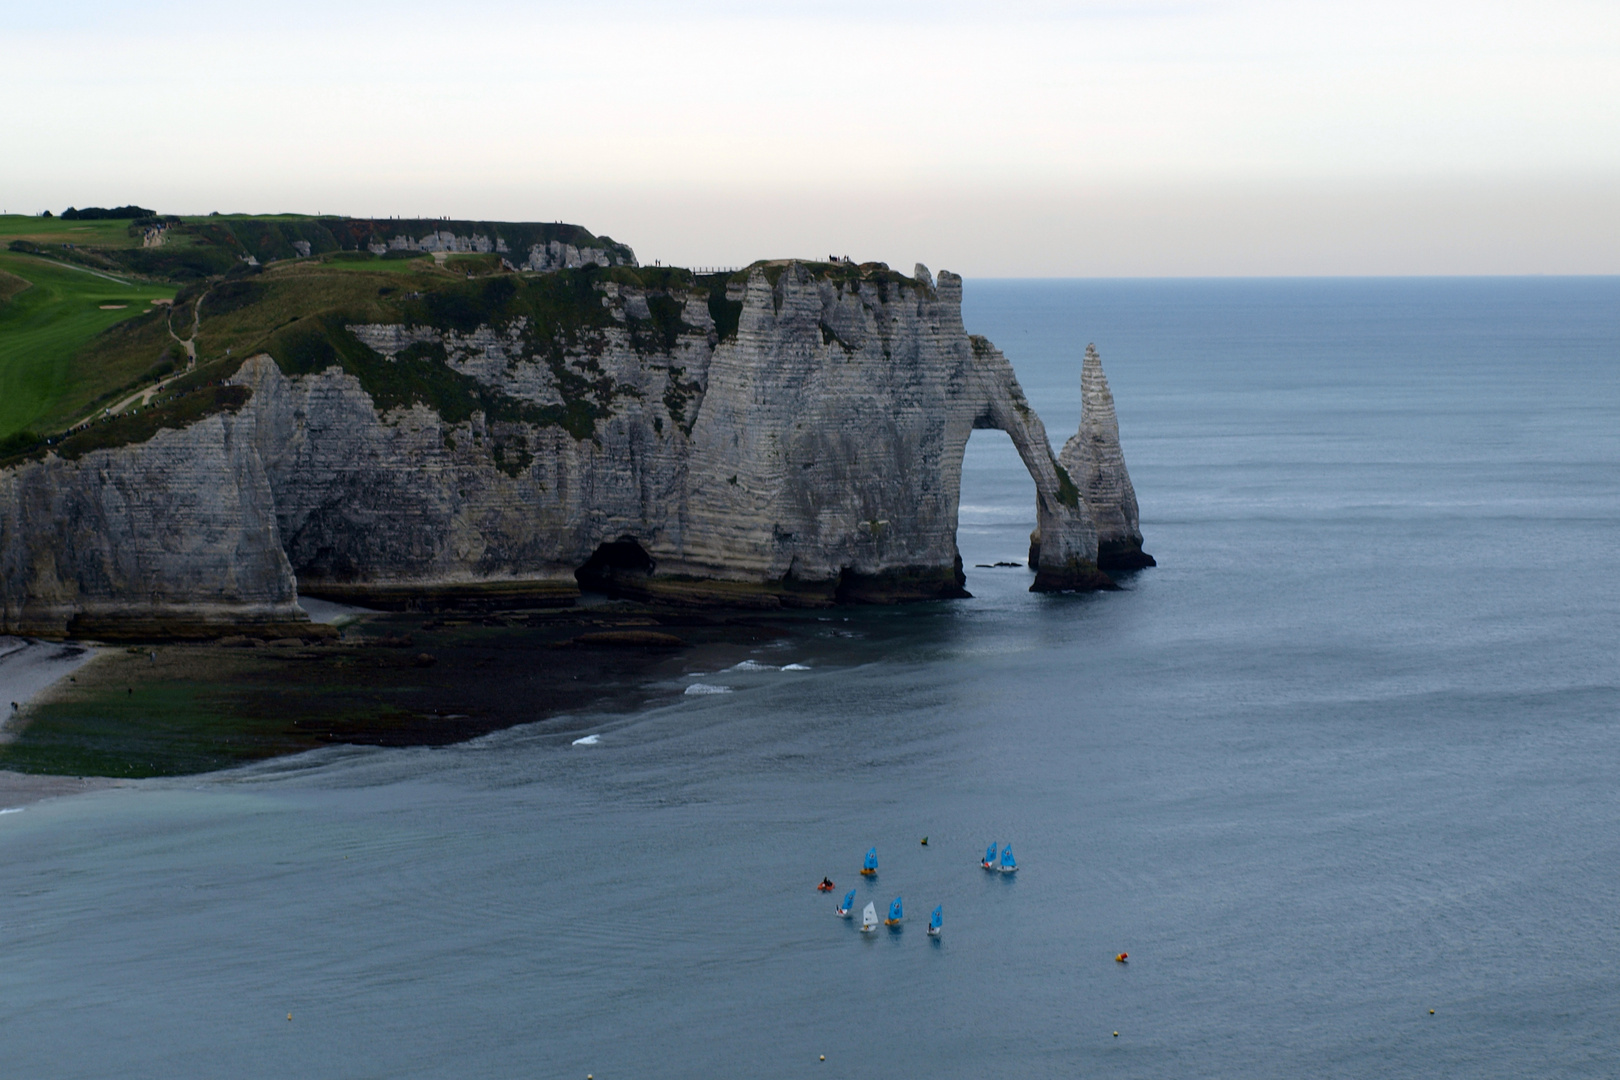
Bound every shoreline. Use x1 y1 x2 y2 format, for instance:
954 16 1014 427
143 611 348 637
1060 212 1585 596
0 637 114 807
0 603 801 783
0 636 102 724
0 771 121 811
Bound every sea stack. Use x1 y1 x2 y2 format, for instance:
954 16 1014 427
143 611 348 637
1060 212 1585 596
1058 345 1154 570
0 229 1141 635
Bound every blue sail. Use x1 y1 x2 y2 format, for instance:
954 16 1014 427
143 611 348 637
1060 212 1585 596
1000 843 1016 868
984 842 998 864
889 896 903 921
841 889 856 910
930 905 942 929
863 847 878 871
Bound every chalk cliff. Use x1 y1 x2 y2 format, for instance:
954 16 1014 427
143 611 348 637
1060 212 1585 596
0 409 305 636
1 256 1137 637
1058 344 1154 570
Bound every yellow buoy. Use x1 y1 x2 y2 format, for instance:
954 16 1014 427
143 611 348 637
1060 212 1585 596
287 1013 292 1021
820 1055 826 1061
1430 1009 1435 1015
1113 1031 1119 1037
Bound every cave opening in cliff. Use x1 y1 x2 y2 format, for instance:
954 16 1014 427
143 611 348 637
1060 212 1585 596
959 428 1040 584
574 536 656 596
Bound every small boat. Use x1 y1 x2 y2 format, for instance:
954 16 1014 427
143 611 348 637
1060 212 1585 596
927 905 942 937
884 896 904 928
836 889 856 917
999 844 1017 874
982 842 998 870
860 902 879 933
860 847 878 876
817 877 835 892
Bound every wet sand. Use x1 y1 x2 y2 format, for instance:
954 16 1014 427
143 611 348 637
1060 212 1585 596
0 636 102 726
0 638 117 805
0 770 119 810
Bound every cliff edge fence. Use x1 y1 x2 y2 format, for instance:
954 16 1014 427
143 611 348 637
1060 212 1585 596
0 217 1151 638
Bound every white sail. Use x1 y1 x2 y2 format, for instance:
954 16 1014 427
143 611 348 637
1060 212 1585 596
860 902 878 931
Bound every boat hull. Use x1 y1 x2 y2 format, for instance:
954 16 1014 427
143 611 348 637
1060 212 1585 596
860 869 876 876
927 927 941 936
999 866 1017 874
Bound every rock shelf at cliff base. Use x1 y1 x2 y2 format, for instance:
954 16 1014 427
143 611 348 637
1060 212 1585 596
1 224 1150 639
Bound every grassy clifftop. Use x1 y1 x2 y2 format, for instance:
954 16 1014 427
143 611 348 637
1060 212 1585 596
0 213 637 447
0 209 935 453
0 240 716 461
0 221 177 443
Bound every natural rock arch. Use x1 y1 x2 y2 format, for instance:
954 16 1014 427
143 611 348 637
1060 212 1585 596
944 336 1114 592
1 256 1145 634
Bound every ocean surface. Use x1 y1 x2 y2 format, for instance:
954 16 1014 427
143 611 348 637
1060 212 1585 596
4 278 1618 1078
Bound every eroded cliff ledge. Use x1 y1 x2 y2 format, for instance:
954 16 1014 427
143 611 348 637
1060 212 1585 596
1 251 1146 637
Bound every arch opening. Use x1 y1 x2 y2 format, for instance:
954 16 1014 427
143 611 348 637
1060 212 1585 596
957 427 1039 590
575 536 655 596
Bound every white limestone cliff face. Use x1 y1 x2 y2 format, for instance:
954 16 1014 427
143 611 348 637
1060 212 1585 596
1 262 1135 634
1057 344 1153 570
0 412 303 636
361 231 631 272
671 263 1100 593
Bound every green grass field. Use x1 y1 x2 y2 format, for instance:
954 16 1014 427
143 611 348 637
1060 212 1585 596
0 246 176 440
0 213 146 250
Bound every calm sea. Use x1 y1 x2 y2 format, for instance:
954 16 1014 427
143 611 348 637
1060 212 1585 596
3 278 1618 1078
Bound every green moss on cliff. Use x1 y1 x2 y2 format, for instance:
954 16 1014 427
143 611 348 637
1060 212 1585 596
263 313 628 442
630 293 686 352
699 273 743 342
0 384 253 468
661 364 703 435
1053 462 1081 509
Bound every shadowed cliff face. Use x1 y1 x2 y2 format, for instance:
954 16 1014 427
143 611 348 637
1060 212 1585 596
0 262 1133 635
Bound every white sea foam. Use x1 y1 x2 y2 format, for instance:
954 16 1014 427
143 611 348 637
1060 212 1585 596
571 734 600 746
683 683 732 696
0 807 24 815
781 663 810 671
729 660 776 672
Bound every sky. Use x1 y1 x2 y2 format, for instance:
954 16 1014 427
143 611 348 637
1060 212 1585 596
4 0 1617 275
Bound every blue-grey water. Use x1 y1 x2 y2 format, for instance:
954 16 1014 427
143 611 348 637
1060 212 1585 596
4 278 1619 1078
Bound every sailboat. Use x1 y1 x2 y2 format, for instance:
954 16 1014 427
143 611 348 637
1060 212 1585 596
860 847 878 876
836 889 856 917
999 843 1017 874
885 896 904 928
982 842 998 870
927 905 942 937
860 902 879 933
